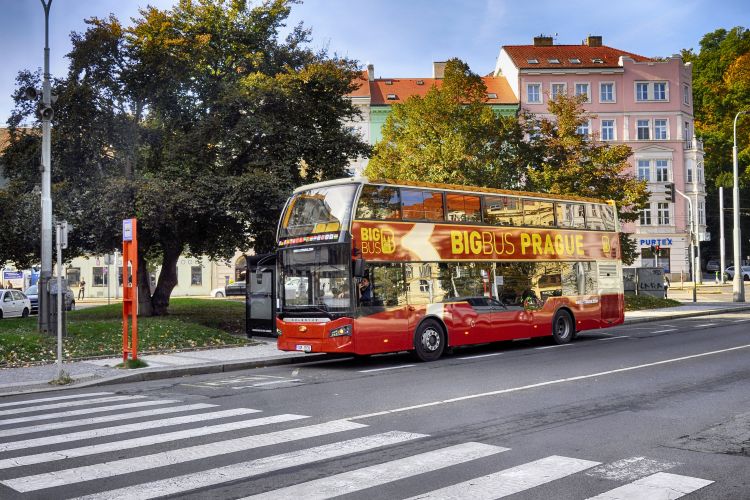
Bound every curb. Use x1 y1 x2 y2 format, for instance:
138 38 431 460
623 305 750 325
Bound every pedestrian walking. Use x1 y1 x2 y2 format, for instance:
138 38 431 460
78 279 86 300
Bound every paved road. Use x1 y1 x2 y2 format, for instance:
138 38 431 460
0 310 748 499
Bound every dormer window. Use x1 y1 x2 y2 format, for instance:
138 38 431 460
569 58 581 64
527 58 539 64
487 92 497 99
592 58 604 64
386 93 397 100
385 80 393 85
416 80 424 85
548 58 560 64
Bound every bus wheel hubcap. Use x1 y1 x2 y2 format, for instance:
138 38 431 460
557 318 569 338
421 328 440 352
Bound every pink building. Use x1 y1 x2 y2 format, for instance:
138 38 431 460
495 35 705 276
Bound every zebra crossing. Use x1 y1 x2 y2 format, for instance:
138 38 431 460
0 391 714 499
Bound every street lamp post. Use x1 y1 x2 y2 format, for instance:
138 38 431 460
732 110 748 302
38 0 54 332
693 157 702 284
676 188 697 302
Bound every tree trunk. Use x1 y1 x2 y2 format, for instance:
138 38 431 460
150 247 181 316
137 252 153 317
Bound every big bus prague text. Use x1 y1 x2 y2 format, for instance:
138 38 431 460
275 178 624 361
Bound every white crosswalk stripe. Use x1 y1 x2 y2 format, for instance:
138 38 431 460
0 399 179 426
0 395 146 417
0 402 218 438
586 472 714 499
0 407 261 452
0 412 310 470
0 391 113 409
239 442 510 500
404 455 601 499
77 431 427 500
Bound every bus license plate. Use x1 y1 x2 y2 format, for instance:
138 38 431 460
296 344 312 353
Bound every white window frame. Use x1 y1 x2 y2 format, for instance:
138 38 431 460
600 119 615 141
683 83 690 105
653 81 668 101
599 81 616 103
635 81 670 102
654 118 668 140
550 82 567 100
698 201 705 225
640 205 652 225
655 159 670 182
687 164 693 183
657 202 670 225
636 82 649 101
526 82 542 104
576 119 590 137
574 82 591 102
636 119 651 140
637 159 651 181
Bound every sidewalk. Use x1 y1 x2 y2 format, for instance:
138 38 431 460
2 301 749 396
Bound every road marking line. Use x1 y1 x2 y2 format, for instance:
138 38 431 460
76 431 426 500
0 400 179 427
597 336 630 341
650 329 678 334
0 413 309 470
585 472 713 499
535 344 574 350
0 392 113 409
404 455 600 499
346 343 750 421
0 403 218 438
1 420 366 491
693 323 717 328
0 408 261 452
359 365 416 373
240 442 509 500
657 324 678 328
0 395 146 417
732 319 749 323
250 379 302 386
458 353 504 359
585 456 680 482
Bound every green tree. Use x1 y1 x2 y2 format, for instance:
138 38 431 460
1 0 369 315
365 58 530 187
524 94 649 264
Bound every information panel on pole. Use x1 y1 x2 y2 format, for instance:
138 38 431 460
122 218 138 362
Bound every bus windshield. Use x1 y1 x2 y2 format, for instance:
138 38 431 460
279 184 357 239
280 244 352 314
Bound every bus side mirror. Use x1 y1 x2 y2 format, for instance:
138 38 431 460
353 257 365 278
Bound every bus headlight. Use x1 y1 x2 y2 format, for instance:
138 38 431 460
276 328 282 337
329 325 352 338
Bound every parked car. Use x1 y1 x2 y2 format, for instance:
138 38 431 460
224 281 247 297
0 289 31 319
210 287 225 298
724 266 750 281
706 259 721 272
23 284 76 313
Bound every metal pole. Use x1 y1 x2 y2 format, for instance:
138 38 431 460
55 223 63 379
719 187 726 284
676 188 697 302
732 111 747 302
38 0 54 333
693 157 702 284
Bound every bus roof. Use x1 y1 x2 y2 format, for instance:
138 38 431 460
293 177 609 205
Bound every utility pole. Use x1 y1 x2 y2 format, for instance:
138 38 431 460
732 110 748 302
675 187 697 302
719 187 726 284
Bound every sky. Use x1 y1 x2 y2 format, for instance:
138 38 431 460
0 0 748 123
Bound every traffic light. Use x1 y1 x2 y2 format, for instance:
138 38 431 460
655 245 661 254
650 245 656 253
665 182 675 202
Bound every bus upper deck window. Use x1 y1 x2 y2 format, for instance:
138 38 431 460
355 185 401 220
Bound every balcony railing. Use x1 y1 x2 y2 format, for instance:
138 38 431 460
684 137 704 150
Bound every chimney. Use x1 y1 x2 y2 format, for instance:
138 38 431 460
533 35 553 46
584 35 603 47
433 61 446 79
367 63 375 82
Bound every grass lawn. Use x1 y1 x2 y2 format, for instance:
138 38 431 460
0 298 251 367
624 293 682 311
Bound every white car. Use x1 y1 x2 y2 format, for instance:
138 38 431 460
0 289 31 319
724 266 750 281
210 287 226 298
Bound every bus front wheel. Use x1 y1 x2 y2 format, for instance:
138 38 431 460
413 319 445 362
552 310 573 345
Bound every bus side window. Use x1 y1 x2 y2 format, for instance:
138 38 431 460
483 196 521 226
355 185 401 220
369 264 405 307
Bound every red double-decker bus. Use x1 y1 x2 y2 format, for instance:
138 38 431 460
276 178 624 361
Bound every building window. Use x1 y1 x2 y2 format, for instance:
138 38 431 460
637 119 650 140
636 82 649 101
654 82 667 101
687 165 693 183
639 206 652 225
657 202 670 225
637 160 651 181
684 121 691 142
92 267 108 287
66 268 81 287
683 84 690 105
575 83 590 101
599 82 615 102
601 119 615 141
655 160 669 182
654 119 668 140
191 266 202 286
551 83 567 100
698 162 704 183
527 83 541 103
698 201 705 225
576 120 590 136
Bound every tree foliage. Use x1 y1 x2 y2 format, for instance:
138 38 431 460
0 0 369 315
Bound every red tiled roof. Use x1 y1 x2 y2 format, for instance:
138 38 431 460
503 44 651 70
348 70 371 98
366 76 517 105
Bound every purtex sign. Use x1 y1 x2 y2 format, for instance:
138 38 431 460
639 238 673 247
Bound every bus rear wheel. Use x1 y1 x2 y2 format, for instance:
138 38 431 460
413 319 445 362
552 310 573 345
